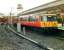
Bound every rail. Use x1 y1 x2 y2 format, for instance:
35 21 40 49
8 25 53 50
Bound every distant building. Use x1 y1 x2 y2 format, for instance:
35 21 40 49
0 13 4 18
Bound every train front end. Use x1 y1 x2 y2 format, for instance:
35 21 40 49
40 14 58 33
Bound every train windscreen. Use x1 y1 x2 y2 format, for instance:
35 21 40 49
47 16 57 21
41 15 57 21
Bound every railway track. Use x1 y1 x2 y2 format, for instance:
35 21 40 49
0 24 53 50
9 25 64 50
10 25 64 40
0 24 24 50
7 25 53 50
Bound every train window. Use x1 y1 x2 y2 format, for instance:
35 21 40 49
29 16 35 21
20 16 29 21
35 16 41 21
24 17 29 21
41 16 47 21
47 16 57 21
28 16 40 21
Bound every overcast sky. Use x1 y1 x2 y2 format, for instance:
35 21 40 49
0 0 55 15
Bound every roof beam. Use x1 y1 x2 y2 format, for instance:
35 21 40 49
21 0 64 15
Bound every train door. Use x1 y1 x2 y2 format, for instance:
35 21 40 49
42 16 47 22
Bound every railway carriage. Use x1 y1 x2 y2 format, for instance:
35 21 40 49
19 14 58 33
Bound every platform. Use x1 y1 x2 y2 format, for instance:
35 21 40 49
58 26 64 30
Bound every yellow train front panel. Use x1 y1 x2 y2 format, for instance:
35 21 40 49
40 21 58 27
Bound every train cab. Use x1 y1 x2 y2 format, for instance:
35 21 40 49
40 14 58 27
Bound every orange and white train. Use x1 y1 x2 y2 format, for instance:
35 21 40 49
19 14 58 28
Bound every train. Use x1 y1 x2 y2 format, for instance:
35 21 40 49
0 16 18 24
0 13 63 33
0 17 8 24
18 14 61 33
20 14 58 27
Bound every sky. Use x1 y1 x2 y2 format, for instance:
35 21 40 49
0 0 55 15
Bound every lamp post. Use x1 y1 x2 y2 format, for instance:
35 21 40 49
10 8 12 25
8 8 13 26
